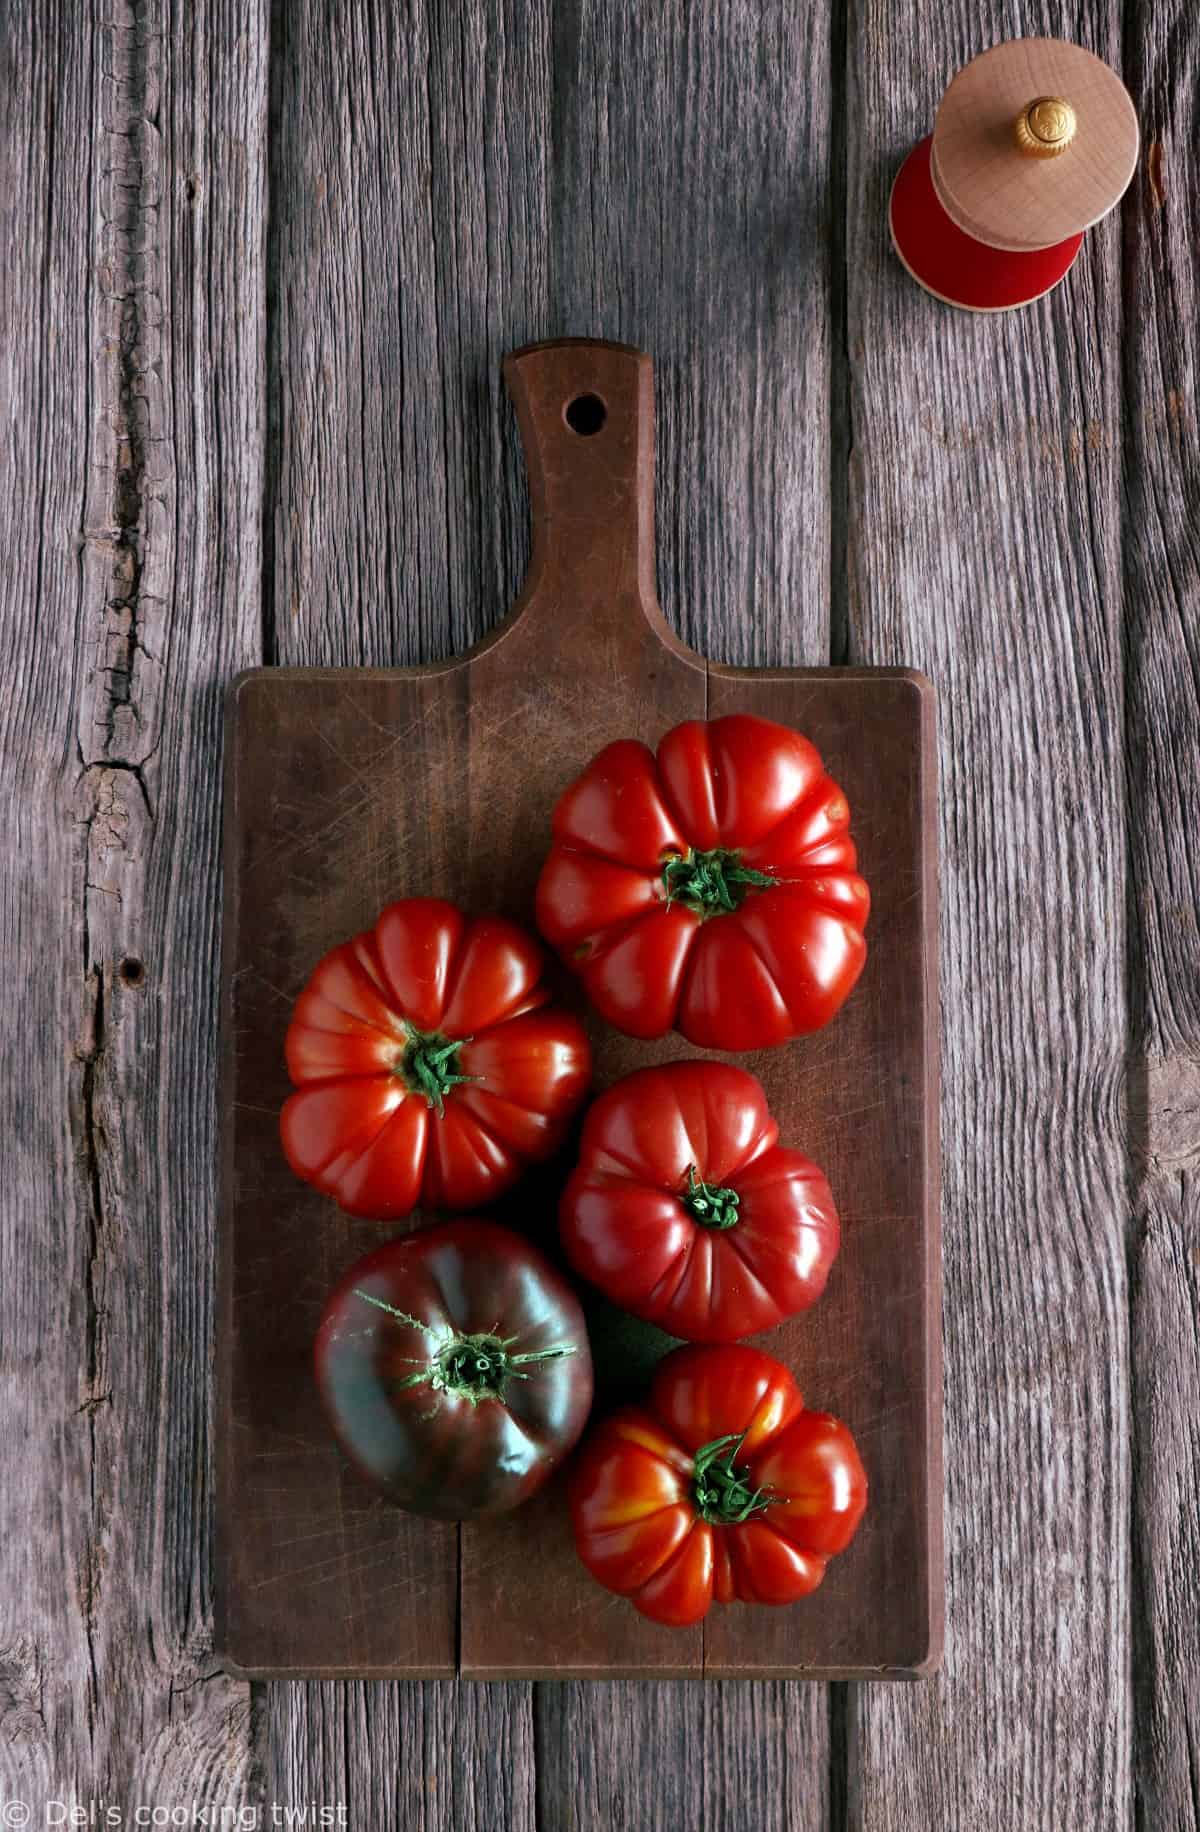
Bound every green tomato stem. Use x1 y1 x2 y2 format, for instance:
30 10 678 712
353 1292 577 1407
397 1026 480 1115
691 1430 777 1525
662 847 776 916
681 1164 741 1230
397 1332 578 1406
353 1289 442 1337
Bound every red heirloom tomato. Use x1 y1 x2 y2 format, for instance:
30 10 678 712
570 1344 866 1625
316 1219 594 1519
535 713 869 1050
560 1060 839 1342
281 897 591 1219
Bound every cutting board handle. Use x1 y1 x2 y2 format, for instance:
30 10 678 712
502 338 663 648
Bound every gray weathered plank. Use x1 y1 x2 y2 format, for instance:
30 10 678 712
844 2 1132 1826
0 0 267 1814
536 0 836 1803
266 0 836 1815
266 0 552 668
548 0 836 670
535 1682 836 1832
264 1681 535 1828
263 0 549 1814
1123 6 1200 1824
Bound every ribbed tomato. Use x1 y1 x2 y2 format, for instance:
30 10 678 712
535 713 869 1051
570 1344 866 1625
560 1060 840 1341
281 898 591 1219
316 1219 593 1518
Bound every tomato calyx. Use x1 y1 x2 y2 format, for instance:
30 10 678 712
397 1026 479 1115
691 1430 776 1525
681 1163 740 1231
661 847 776 917
354 1288 579 1406
405 1332 580 1406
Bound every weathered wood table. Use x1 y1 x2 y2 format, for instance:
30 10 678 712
4 0 1196 1825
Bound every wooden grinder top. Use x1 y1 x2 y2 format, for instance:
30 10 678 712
931 38 1139 252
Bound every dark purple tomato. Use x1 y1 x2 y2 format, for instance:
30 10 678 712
315 1218 594 1519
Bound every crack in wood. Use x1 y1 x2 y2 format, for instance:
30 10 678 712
78 0 167 774
74 868 111 1758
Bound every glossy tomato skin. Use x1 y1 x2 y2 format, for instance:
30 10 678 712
570 1344 866 1624
315 1219 594 1519
560 1060 839 1342
535 715 869 1051
281 897 591 1219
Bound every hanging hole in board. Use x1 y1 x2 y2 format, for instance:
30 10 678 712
118 956 145 988
563 393 607 437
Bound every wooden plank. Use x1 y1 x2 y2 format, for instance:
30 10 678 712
548 0 835 671
539 0 839 1793
264 1680 535 1830
449 670 932 1676
1122 7 1200 1823
219 673 460 1679
0 0 267 1811
534 1681 835 1831
845 1 1132 1824
262 0 551 1804
266 0 552 669
701 667 940 1678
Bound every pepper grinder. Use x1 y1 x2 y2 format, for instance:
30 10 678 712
889 37 1139 312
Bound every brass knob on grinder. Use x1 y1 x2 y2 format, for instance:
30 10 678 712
1014 96 1077 158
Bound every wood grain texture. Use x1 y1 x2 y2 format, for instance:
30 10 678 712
0 0 267 1814
547 0 836 669
263 1681 535 1830
534 1680 834 1832
846 1 1132 1826
266 0 551 669
1123 4 1200 1824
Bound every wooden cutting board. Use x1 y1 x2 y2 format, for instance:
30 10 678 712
217 337 942 1680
